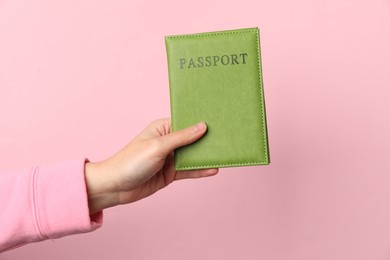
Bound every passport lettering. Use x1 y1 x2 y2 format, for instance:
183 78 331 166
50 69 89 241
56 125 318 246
179 53 248 69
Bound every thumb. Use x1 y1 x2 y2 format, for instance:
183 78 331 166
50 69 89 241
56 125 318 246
160 121 207 154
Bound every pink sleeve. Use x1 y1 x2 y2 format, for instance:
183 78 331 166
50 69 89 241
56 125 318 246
0 158 103 253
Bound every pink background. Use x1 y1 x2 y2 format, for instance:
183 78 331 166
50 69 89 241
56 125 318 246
1 0 390 259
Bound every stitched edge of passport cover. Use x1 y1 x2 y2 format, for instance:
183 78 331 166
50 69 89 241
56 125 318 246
165 27 270 169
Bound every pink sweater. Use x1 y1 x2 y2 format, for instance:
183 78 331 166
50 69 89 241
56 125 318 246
0 158 103 253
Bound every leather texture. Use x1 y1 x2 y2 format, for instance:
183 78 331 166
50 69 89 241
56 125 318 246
165 27 270 170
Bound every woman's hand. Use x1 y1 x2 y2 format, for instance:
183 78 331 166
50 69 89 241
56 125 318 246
85 118 219 215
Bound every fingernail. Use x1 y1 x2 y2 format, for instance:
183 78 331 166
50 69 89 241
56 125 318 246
193 122 206 132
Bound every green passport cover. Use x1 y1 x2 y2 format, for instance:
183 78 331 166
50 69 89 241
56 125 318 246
165 27 270 170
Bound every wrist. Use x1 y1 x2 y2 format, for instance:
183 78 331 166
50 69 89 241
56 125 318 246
84 160 120 215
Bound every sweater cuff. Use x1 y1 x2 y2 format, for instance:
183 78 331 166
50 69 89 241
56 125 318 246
32 158 103 239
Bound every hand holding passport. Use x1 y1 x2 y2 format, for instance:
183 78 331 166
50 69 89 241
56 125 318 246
165 27 270 170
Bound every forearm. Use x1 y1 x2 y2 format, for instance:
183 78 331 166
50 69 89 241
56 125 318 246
85 161 120 215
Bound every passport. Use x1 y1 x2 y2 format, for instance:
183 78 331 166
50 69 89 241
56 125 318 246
165 27 270 170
